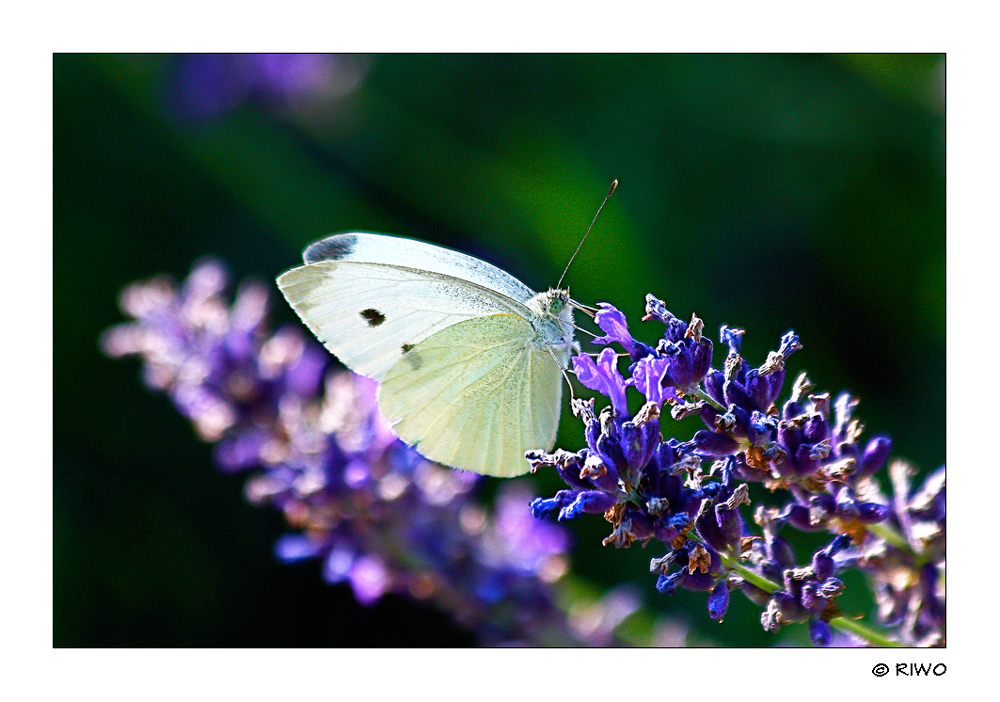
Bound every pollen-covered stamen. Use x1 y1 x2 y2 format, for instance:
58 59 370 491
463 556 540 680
571 396 597 424
789 372 813 405
714 406 738 432
670 398 705 420
721 483 751 511
757 350 785 375
808 392 831 419
685 314 704 342
646 496 670 515
633 400 660 426
808 441 832 461
822 456 857 481
643 294 676 324
580 453 608 481
674 452 703 477
745 446 771 471
525 448 582 473
845 418 865 445
833 393 860 435
724 353 742 383
777 330 802 358
599 405 617 436
602 518 638 548
720 325 745 355
649 551 678 574
687 543 713 574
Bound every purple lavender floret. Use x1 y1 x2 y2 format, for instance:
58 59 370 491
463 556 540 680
529 295 944 646
101 259 651 646
751 531 853 646
860 461 946 646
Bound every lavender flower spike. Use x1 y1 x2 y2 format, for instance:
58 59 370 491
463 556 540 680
530 295 943 646
102 259 655 646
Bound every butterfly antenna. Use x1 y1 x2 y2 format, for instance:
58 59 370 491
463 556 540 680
556 179 618 289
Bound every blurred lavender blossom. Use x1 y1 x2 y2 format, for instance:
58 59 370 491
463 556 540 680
165 54 371 123
101 259 663 646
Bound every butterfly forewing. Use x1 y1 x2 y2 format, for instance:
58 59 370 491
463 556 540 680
277 260 533 381
304 232 537 303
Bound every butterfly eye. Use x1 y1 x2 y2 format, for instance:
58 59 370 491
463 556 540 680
548 293 568 315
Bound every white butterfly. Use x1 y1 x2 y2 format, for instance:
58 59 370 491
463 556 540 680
276 232 580 477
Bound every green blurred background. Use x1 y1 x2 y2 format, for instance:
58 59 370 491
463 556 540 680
54 54 945 647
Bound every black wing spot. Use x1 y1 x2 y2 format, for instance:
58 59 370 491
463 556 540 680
304 234 358 263
401 343 415 353
360 308 386 327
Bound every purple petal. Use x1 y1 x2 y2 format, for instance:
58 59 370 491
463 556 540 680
593 303 637 355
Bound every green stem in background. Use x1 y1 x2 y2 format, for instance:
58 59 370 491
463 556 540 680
866 521 912 554
829 616 903 648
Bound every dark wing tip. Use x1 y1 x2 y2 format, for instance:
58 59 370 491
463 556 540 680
303 234 359 264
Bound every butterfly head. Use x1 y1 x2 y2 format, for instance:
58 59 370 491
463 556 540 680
545 288 571 316
526 289 578 363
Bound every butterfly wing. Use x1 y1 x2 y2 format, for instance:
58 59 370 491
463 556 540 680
377 314 563 477
277 260 535 381
302 232 537 302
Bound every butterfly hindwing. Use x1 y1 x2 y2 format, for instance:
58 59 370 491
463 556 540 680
377 314 563 477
